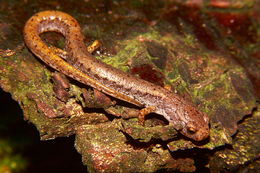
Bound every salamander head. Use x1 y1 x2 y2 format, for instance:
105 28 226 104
179 108 210 141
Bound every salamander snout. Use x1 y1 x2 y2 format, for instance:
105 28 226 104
181 120 210 141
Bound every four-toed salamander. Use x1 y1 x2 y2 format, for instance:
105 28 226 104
23 11 209 141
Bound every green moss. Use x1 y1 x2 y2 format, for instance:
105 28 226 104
183 34 197 47
100 41 141 71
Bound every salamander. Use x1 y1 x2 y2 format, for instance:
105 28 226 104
23 10 209 141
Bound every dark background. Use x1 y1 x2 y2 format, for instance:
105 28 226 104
0 88 87 173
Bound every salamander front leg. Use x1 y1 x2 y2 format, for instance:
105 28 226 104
138 106 156 125
87 40 102 54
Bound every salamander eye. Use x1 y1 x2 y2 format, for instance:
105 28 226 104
187 123 197 134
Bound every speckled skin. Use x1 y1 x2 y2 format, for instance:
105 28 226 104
23 11 209 141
